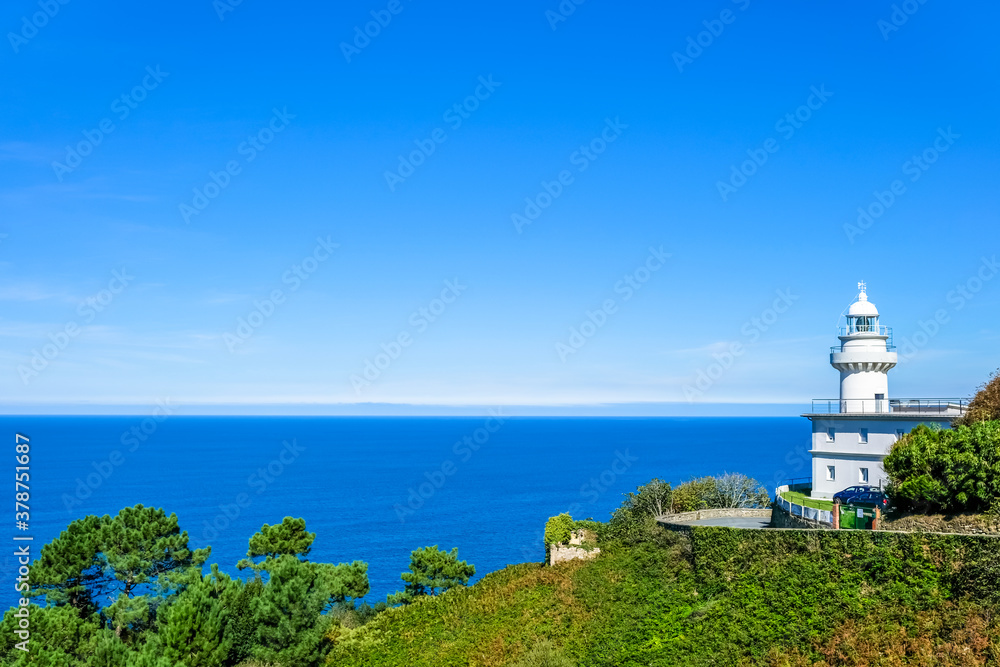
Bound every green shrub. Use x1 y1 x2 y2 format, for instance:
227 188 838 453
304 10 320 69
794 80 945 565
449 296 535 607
885 421 1000 512
544 513 576 548
508 639 575 667
671 473 770 513
671 477 715 512
602 479 673 545
613 478 672 520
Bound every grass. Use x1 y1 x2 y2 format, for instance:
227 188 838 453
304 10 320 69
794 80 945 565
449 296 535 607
780 489 834 511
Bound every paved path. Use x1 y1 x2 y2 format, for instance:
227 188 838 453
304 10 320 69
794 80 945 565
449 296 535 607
680 517 771 529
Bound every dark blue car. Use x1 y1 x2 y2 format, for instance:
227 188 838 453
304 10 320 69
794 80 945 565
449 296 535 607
832 485 874 504
833 486 891 511
849 490 891 511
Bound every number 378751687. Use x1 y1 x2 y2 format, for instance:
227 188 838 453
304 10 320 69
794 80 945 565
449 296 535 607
15 434 29 529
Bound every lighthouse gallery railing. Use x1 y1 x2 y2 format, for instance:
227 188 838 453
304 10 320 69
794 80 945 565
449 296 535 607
809 398 969 415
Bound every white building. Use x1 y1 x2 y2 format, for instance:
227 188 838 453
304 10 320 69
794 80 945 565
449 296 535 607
805 283 967 499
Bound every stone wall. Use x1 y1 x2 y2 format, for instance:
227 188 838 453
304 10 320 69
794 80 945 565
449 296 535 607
661 508 773 523
881 512 1000 535
657 508 772 531
549 529 601 566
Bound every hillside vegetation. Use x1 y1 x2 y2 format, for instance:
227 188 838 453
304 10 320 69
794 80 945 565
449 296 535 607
10 458 1000 666
326 526 1000 667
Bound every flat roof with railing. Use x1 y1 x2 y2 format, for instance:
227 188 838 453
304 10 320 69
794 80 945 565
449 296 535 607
807 398 969 416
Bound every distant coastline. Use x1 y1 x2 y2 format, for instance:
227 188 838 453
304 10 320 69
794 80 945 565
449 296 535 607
0 402 809 417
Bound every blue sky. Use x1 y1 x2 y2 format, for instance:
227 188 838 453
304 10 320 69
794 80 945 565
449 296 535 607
1 0 998 413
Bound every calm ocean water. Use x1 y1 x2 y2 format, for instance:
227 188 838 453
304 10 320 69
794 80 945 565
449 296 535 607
0 416 810 609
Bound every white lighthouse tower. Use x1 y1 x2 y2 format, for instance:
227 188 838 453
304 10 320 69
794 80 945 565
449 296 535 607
832 281 897 414
803 282 967 500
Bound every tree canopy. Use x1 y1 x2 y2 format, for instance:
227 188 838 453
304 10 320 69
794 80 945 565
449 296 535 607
957 368 1000 426
885 421 1000 513
671 473 770 513
387 546 475 605
4 508 372 667
30 504 210 640
237 516 316 572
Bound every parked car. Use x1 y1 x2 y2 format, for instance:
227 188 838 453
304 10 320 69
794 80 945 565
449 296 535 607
844 490 891 511
832 485 873 504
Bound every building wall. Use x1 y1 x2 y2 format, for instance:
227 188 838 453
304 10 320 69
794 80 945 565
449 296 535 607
811 452 886 499
808 417 950 499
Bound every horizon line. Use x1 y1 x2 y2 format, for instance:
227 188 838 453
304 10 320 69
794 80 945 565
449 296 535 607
0 401 810 417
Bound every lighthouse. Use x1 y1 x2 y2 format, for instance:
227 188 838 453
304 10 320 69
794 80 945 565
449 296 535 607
802 282 967 500
831 282 897 414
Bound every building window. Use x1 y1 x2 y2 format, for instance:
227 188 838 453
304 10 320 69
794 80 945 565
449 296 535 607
826 465 836 481
859 428 869 444
826 427 835 442
860 467 869 483
896 429 904 440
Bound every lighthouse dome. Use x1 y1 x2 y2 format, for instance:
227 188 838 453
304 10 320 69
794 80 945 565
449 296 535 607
848 293 879 317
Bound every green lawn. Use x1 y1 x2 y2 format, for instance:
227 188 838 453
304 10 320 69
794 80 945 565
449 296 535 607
780 490 834 511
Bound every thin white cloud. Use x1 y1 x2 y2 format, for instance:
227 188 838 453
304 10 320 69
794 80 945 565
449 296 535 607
0 284 73 303
0 177 157 204
0 142 51 163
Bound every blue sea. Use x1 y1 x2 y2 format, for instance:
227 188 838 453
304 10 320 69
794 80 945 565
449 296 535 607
0 416 810 610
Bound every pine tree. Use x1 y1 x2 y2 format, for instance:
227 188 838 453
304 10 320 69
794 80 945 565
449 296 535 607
249 554 369 665
387 545 475 605
152 572 231 666
237 516 315 572
28 504 210 644
99 504 210 601
0 604 104 665
29 514 107 612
